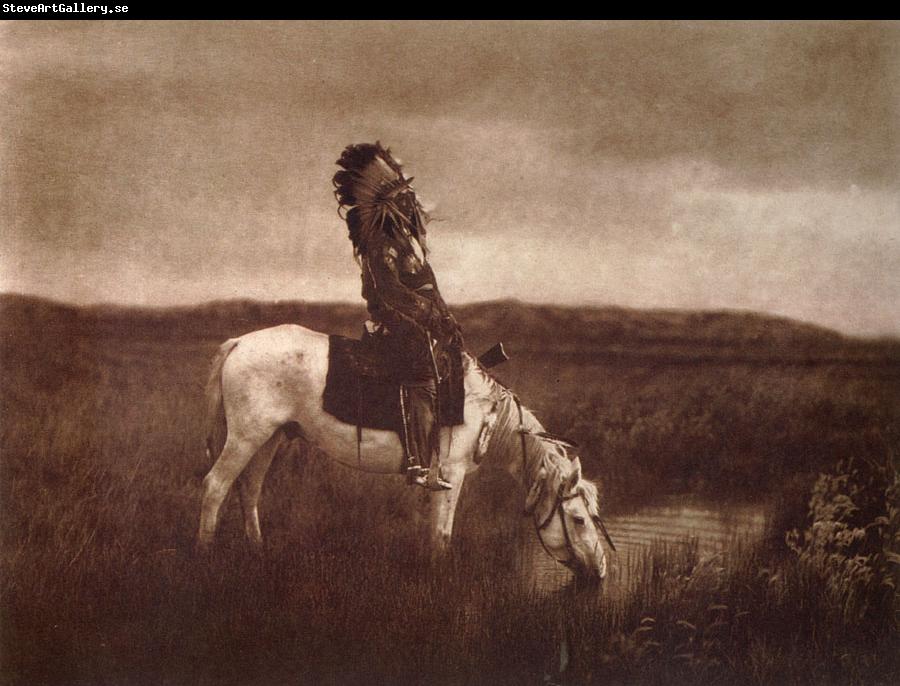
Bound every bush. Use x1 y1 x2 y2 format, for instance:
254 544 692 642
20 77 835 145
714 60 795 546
786 454 899 629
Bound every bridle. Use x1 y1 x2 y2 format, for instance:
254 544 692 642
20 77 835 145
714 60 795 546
513 395 617 568
533 481 588 567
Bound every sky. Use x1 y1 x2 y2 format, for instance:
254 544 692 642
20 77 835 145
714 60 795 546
2 21 898 336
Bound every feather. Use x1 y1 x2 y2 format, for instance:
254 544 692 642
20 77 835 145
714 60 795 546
333 142 429 257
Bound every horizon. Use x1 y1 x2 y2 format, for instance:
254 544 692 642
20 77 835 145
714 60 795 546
3 22 898 337
4 289 897 342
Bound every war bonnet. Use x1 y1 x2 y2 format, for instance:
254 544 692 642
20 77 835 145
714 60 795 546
333 142 429 258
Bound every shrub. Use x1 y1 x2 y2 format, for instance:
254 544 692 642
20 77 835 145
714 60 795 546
786 454 899 629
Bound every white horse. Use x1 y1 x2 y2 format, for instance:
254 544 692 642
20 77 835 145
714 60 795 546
199 324 611 581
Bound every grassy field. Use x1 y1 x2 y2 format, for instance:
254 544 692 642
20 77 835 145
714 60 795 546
1 295 898 685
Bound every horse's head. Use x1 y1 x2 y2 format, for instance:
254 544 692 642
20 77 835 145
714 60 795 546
525 457 610 585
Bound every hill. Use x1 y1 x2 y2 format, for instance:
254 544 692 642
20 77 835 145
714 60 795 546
3 292 897 364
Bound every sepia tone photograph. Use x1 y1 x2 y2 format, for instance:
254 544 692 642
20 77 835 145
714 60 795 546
1 19 898 685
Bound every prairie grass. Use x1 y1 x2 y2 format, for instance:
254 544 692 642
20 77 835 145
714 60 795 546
1 297 897 685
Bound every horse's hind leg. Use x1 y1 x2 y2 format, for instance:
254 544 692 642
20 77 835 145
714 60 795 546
237 432 282 546
198 431 270 548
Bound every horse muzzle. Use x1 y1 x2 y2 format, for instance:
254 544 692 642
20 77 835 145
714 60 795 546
566 548 607 586
569 567 606 594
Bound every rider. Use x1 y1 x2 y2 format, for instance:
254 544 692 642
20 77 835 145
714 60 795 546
333 142 464 491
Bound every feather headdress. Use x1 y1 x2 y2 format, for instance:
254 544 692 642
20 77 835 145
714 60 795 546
333 142 429 258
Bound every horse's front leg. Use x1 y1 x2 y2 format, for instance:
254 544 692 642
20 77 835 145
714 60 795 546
427 461 467 557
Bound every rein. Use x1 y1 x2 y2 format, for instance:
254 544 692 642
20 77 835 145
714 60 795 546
514 396 579 567
536 483 585 567
513 395 616 568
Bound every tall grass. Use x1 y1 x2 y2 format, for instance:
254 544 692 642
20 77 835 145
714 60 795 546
2 300 898 684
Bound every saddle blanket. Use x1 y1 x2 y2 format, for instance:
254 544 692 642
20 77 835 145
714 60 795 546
322 334 465 432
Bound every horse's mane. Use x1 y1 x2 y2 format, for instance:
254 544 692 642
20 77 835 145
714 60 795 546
461 354 594 508
460 353 602 517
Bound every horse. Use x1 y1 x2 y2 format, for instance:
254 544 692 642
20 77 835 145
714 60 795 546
198 323 612 581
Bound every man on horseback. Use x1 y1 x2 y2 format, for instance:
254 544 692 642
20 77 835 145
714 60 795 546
333 142 464 491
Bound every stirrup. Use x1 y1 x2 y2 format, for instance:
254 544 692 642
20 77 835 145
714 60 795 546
424 475 453 491
424 466 453 491
410 473 452 491
406 464 428 485
406 467 452 491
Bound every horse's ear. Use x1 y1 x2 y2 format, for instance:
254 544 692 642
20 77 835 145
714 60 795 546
524 467 547 514
566 457 582 491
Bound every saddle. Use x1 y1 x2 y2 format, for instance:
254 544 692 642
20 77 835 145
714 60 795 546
322 333 465 433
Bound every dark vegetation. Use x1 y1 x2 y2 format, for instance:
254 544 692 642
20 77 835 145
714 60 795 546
1 294 898 685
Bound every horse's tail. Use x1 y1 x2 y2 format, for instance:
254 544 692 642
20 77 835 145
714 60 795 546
204 338 240 463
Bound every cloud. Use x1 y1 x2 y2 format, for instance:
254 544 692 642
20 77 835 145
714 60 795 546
434 165 899 336
2 21 898 335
